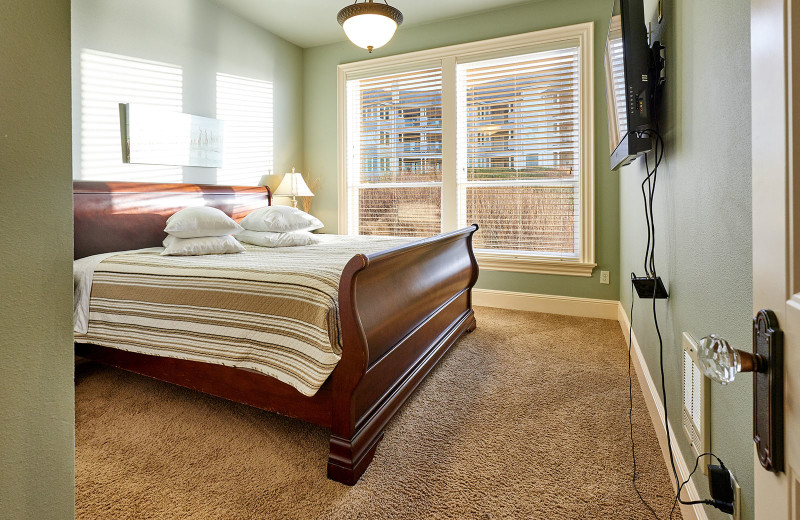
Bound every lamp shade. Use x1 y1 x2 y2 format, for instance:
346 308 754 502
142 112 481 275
274 171 314 197
337 0 403 53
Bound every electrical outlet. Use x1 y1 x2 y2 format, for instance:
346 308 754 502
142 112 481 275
732 473 741 520
600 271 610 284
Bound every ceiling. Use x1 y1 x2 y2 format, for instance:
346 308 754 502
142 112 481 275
212 0 535 48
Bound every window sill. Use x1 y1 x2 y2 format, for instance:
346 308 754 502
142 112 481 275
475 252 596 277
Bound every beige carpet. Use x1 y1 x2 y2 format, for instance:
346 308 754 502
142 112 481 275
75 306 680 519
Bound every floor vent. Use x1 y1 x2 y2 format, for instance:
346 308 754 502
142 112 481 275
681 332 710 471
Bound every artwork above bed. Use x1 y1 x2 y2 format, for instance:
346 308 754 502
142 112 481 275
120 103 224 168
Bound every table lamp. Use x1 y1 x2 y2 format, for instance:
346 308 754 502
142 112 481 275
274 168 314 208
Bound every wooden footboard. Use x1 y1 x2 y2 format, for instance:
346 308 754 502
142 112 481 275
328 225 479 484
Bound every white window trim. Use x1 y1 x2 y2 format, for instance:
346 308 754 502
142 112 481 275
337 22 595 277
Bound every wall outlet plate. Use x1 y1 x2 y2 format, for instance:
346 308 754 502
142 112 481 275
600 271 610 284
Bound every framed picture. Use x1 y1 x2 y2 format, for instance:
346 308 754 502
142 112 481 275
120 103 224 168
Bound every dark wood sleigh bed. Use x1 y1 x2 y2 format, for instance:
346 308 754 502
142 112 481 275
73 180 479 485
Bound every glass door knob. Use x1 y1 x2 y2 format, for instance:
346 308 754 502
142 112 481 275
696 334 766 385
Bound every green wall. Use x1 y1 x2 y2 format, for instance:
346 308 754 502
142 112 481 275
303 0 619 300
618 0 754 518
0 1 76 518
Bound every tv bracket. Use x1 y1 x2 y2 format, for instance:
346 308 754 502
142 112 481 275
650 41 666 90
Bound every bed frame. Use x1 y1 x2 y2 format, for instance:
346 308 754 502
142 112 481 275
73 181 479 485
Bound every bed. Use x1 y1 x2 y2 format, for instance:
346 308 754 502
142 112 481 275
73 180 479 485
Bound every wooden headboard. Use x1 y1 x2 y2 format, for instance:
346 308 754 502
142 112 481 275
73 181 271 259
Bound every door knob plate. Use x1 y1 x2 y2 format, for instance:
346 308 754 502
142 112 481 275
753 309 783 473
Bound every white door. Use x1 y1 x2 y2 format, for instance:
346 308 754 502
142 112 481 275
751 0 800 517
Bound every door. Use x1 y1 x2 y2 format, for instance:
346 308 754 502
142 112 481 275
751 0 800 518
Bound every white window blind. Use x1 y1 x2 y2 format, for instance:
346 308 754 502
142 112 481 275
606 15 627 150
345 67 443 237
79 49 183 182
216 73 274 186
457 47 581 256
608 37 627 136
339 24 595 274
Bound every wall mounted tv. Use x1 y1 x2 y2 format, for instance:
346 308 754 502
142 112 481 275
606 0 660 170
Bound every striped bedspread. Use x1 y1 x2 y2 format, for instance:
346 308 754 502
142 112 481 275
74 235 410 397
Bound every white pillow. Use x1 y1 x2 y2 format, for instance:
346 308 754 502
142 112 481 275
236 230 320 248
161 234 245 256
240 206 323 233
164 206 244 238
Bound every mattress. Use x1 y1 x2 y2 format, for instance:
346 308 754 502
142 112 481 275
73 234 410 396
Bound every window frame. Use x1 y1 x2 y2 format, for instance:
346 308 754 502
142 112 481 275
338 22 595 276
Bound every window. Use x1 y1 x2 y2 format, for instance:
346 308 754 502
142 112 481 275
339 25 595 275
216 73 273 186
344 67 443 237
456 48 580 256
78 52 274 187
79 49 183 182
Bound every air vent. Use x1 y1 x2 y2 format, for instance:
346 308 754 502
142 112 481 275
682 332 711 472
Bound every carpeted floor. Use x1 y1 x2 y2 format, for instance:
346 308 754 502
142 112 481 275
75 306 680 519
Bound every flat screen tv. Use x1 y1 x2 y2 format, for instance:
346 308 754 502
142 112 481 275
606 0 658 170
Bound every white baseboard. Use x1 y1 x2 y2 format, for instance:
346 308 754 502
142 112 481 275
472 288 618 320
618 303 708 520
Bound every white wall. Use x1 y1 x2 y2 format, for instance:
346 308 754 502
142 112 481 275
71 0 304 185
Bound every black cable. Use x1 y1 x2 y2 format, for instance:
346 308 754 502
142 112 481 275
627 276 660 519
640 162 653 277
642 133 652 277
669 452 726 519
652 261 714 508
637 130 660 278
647 138 657 276
640 132 706 506
645 131 664 276
638 129 665 278
631 129 728 517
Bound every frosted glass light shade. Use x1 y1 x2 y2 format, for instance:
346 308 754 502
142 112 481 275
337 1 403 53
342 14 398 51
274 172 314 197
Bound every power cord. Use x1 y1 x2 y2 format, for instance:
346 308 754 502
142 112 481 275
669 452 726 519
627 279 661 519
653 280 722 510
635 128 664 278
626 129 731 518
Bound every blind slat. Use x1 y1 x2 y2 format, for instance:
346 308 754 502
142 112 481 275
608 36 628 136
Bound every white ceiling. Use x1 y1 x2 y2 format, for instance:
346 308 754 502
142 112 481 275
212 0 535 48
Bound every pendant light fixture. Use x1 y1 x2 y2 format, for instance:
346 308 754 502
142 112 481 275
337 0 403 53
